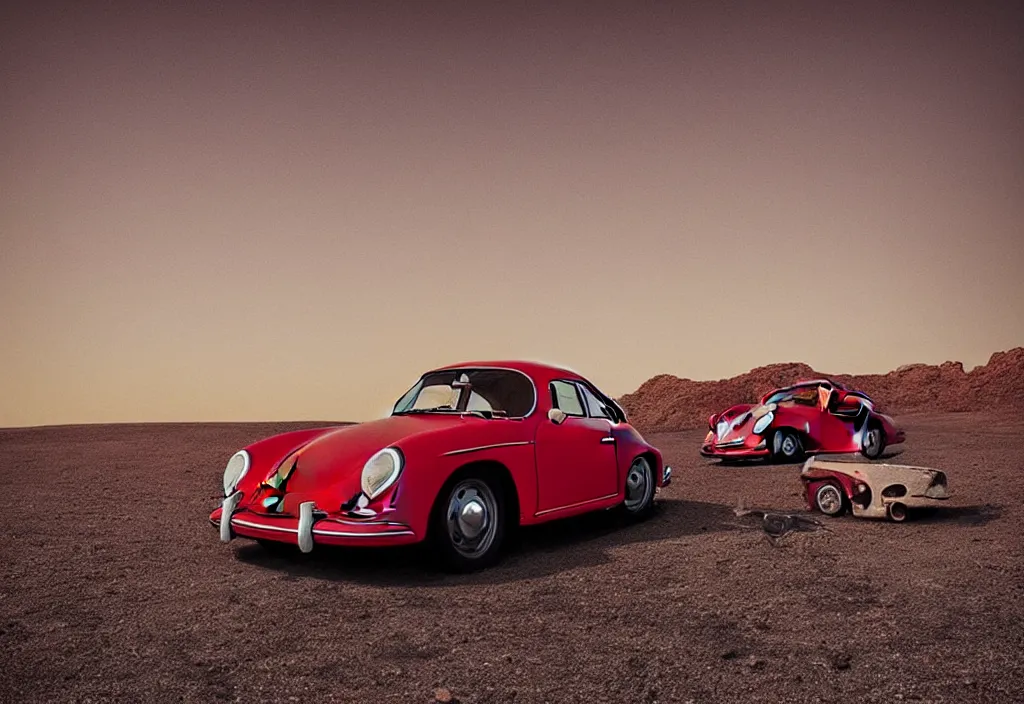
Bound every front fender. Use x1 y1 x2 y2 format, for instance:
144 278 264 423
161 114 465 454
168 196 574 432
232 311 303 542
390 440 538 540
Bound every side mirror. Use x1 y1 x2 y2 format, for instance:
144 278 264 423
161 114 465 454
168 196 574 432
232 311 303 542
548 408 567 425
708 413 719 430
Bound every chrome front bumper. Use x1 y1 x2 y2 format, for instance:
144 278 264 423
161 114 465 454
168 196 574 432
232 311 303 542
219 491 317 553
662 465 672 486
215 494 416 552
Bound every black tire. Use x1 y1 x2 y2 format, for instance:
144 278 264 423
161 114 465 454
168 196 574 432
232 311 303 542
814 481 846 517
860 423 886 460
772 428 805 463
429 472 507 573
887 502 908 522
620 456 656 520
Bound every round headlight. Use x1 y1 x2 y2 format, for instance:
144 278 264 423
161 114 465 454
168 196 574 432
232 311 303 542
361 448 403 500
752 411 774 435
223 450 251 496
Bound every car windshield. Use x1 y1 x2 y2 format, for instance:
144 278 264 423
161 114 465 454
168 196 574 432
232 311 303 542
392 368 536 418
763 386 820 406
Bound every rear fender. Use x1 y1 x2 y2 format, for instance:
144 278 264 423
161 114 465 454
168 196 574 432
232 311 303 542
613 425 664 488
802 468 857 499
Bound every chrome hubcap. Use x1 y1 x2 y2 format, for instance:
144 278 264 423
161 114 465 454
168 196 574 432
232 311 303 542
446 480 498 558
864 430 880 454
781 435 798 456
817 485 842 514
624 459 652 512
458 499 486 539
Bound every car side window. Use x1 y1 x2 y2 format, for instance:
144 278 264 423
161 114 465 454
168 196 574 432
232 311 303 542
579 384 614 421
412 384 456 410
550 381 585 416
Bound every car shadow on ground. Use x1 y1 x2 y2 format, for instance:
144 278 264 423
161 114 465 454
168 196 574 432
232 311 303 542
709 448 906 468
907 503 1001 526
233 498 738 586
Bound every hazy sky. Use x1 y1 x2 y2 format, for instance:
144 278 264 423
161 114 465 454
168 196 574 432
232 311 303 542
2 1 1022 427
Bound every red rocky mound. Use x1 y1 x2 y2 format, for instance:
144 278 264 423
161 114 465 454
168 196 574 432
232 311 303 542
618 347 1024 432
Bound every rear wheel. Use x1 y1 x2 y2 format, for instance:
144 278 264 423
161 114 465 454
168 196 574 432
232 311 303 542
814 482 846 517
430 474 506 572
772 429 804 463
861 424 886 459
621 456 655 520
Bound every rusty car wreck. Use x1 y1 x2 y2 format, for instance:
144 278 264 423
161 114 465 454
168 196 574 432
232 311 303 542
800 456 951 522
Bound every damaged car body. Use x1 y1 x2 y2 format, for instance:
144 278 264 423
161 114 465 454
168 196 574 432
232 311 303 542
700 379 905 462
210 360 670 571
800 456 951 522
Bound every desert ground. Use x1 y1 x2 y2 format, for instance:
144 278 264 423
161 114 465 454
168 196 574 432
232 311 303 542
2 413 1022 703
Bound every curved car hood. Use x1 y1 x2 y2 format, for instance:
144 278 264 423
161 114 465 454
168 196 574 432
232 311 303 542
714 404 758 439
254 414 520 511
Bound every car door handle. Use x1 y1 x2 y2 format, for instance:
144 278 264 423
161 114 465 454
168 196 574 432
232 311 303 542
600 437 616 444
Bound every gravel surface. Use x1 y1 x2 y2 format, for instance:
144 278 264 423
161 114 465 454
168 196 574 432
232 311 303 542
2 413 1022 703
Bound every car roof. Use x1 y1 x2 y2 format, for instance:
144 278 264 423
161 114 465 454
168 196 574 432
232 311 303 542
771 378 839 392
761 379 834 400
431 359 586 381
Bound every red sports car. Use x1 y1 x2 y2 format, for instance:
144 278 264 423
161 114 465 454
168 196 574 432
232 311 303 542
210 360 670 571
700 379 905 462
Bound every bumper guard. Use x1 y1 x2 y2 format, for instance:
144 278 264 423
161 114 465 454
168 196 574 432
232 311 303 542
219 491 243 543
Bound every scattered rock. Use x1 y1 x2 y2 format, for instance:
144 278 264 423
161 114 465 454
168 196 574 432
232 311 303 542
832 653 852 671
434 688 458 703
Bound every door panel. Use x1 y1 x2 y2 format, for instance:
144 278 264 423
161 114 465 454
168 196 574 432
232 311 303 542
808 404 858 450
534 415 619 513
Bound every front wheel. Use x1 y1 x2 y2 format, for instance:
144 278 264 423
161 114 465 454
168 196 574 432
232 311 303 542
887 502 908 522
621 456 656 520
814 482 846 517
430 474 506 572
772 429 804 463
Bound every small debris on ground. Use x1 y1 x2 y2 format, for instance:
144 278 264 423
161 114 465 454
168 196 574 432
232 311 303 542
734 501 827 544
832 653 852 670
434 687 459 703
746 655 766 670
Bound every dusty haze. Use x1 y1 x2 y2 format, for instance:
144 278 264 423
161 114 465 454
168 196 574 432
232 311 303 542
2 1 1022 427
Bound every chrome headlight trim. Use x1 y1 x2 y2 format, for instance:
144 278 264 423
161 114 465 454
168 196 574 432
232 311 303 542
752 411 774 435
222 450 251 496
361 447 404 500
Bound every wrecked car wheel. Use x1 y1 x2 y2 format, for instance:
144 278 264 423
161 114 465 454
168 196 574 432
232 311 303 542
887 502 908 522
861 425 886 459
621 456 655 520
814 482 845 517
772 429 804 462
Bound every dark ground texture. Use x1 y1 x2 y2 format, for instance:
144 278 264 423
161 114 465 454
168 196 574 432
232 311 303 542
2 413 1022 703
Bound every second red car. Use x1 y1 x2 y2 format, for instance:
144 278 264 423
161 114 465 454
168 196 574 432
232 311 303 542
700 379 905 462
